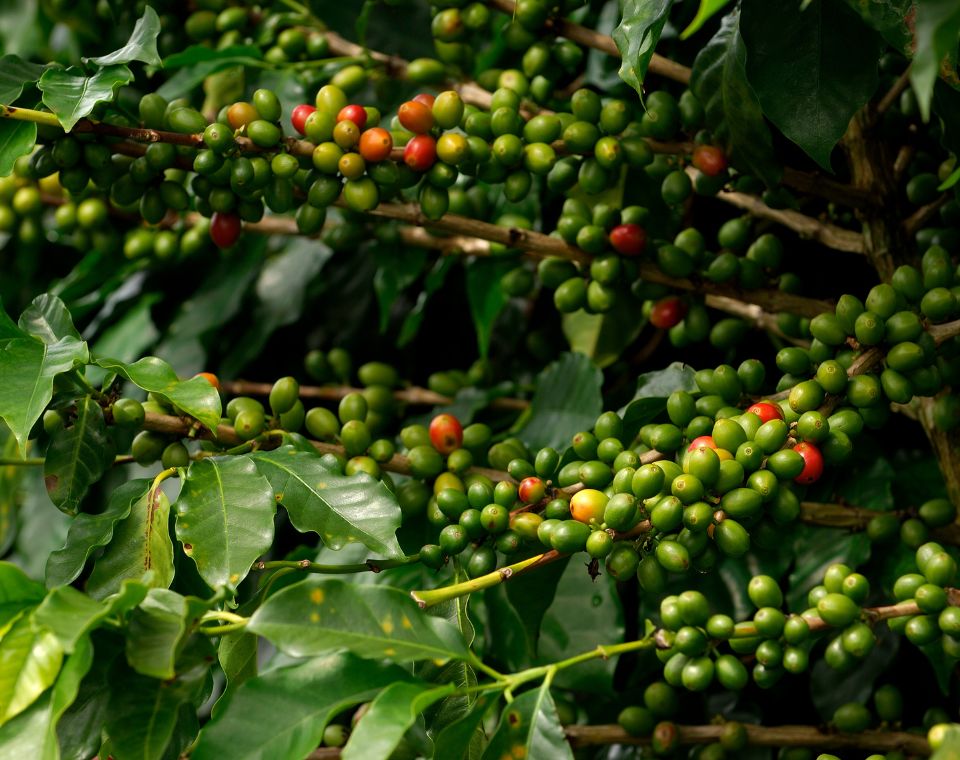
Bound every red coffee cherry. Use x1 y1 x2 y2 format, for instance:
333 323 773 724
210 212 242 248
746 402 785 425
609 223 647 256
413 93 436 108
793 441 824 484
650 296 687 329
337 104 368 130
404 134 437 171
291 104 316 135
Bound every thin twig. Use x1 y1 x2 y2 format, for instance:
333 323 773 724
875 67 912 118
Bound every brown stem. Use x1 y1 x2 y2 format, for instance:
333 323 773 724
696 173 866 255
218 379 530 411
903 194 949 237
874 67 912 118
703 294 810 347
780 167 875 209
565 724 929 755
484 0 692 85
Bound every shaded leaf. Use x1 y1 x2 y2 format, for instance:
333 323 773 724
621 362 697 440
192 654 410 760
741 0 880 169
912 0 960 120
46 479 149 587
0 54 46 104
213 631 257 714
85 487 174 600
561 292 646 368
787 526 871 610
86 295 160 387
465 258 512 360
44 397 111 515
251 447 402 558
38 64 133 131
94 355 221 430
433 691 502 760
691 10 781 185
504 554 572 662
85 6 161 67
174 457 275 591
373 245 428 333
157 45 265 101
0 120 35 178
343 681 454 760
125 589 210 679
841 0 913 53
514 352 603 451
398 257 455 347
248 577 469 663
0 335 89 453
612 0 675 97
481 681 573 760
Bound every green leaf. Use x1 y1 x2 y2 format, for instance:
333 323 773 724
33 586 110 653
94 355 221 430
0 298 26 346
912 0 960 121
85 487 174 600
248 577 470 663
251 447 402 558
0 611 64 725
465 258 512 360
612 0 675 97
398 257 455 347
0 634 93 760
0 335 89 454
514 352 603 451
103 653 210 760
0 120 35 178
56 636 119 760
433 691 502 760
0 432 23 556
38 64 133 132
374 246 428 333
741 0 880 170
125 589 210 679
561 293 646 368
43 397 111 515
85 6 161 67
86 295 160 387
0 561 45 615
17 294 81 346
939 164 960 191
841 0 913 53
681 0 733 39
481 681 574 760
157 45 265 101
503 554 571 664
192 654 410 760
219 238 332 378
46 479 149 587
214 631 257 713
691 10 781 185
0 54 46 104
620 361 697 440
174 457 275 591
343 681 454 760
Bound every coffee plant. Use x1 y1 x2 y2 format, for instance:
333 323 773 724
2 0 960 758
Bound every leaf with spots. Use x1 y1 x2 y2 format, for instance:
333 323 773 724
248 577 470 663
46 479 149 588
481 680 573 760
43 397 112 515
173 456 275 592
250 446 402 559
342 681 454 760
85 487 174 600
192 654 413 760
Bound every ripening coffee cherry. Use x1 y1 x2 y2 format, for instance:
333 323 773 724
429 414 463 454
398 100 435 134
692 145 727 176
517 476 546 504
